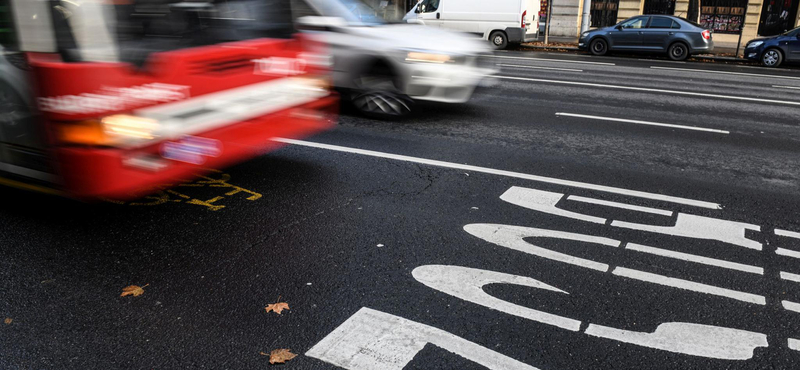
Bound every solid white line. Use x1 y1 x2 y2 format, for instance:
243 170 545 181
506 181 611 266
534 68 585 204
626 243 763 275
613 267 766 305
775 228 800 239
498 75 800 106
780 271 800 283
274 138 722 209
782 300 800 313
790 338 800 351
774 85 800 90
567 195 673 216
488 55 616 66
555 112 730 134
776 248 800 259
640 58 686 64
499 64 583 72
650 66 800 80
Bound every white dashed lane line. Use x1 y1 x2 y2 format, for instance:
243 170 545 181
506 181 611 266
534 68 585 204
555 112 730 134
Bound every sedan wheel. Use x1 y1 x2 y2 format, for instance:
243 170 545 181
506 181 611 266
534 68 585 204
590 39 608 56
761 49 783 67
668 42 689 61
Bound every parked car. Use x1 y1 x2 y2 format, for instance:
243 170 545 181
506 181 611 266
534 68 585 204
743 26 800 67
578 15 714 61
402 0 540 50
293 0 497 118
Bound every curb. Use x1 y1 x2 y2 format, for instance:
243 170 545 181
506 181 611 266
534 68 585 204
518 44 749 63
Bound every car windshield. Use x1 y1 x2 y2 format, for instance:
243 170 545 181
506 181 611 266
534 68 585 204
781 26 800 36
313 0 387 26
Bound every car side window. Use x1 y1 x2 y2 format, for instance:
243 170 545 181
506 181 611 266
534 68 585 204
621 17 648 29
419 0 440 13
648 17 673 29
671 20 681 29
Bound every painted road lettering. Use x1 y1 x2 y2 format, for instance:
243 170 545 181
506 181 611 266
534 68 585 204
305 308 539 370
307 181 798 368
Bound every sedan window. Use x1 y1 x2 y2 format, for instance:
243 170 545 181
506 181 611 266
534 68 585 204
621 17 648 29
648 17 673 28
671 20 681 29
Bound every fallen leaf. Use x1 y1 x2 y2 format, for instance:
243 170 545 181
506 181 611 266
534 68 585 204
259 351 268 356
269 349 297 364
4 318 11 325
120 284 149 297
265 302 290 314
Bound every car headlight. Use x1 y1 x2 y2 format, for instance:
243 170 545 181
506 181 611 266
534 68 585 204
748 41 764 48
582 31 591 37
405 52 452 64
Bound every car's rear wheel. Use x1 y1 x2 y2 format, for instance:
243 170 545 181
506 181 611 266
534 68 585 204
761 48 783 67
667 42 689 61
589 38 608 56
489 31 508 50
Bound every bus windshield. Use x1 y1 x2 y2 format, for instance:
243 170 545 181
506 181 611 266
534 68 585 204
45 0 295 65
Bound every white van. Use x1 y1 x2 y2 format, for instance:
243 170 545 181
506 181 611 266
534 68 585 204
403 0 540 49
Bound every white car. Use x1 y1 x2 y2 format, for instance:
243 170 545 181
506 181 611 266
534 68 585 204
293 0 497 118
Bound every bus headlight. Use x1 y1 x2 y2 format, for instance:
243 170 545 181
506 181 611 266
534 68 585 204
101 114 160 141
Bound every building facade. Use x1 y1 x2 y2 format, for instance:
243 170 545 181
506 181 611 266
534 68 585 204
545 0 800 54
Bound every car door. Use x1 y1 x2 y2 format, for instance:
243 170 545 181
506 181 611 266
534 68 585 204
641 16 672 50
608 16 648 49
415 0 443 27
785 29 800 61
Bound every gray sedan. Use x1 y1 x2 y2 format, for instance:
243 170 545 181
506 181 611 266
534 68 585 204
578 15 714 61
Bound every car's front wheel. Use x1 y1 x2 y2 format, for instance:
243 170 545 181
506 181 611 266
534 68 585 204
667 42 689 61
761 48 783 67
350 73 412 119
589 38 608 56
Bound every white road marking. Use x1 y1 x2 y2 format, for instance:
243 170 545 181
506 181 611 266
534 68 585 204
650 66 800 80
487 55 616 66
305 307 539 370
555 112 730 134
626 243 764 275
497 75 800 107
501 187 606 224
612 214 762 250
774 85 800 90
275 138 722 209
780 271 800 283
612 267 766 305
782 300 800 313
640 58 686 64
499 64 583 72
464 224 618 272
568 195 673 216
412 265 581 331
789 338 800 351
776 247 800 259
585 323 768 360
775 228 800 239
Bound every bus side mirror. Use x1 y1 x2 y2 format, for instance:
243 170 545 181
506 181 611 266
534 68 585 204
297 16 347 32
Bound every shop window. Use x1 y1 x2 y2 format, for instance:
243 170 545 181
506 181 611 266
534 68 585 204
700 0 746 34
758 0 800 36
590 0 619 27
643 0 676 15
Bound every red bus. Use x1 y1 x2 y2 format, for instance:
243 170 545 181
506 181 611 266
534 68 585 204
0 0 337 199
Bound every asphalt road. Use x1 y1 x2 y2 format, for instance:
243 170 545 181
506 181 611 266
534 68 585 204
3 50 800 369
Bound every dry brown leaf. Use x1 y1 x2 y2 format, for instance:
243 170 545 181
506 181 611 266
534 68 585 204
3 318 11 325
265 302 290 314
259 351 268 356
269 348 297 364
120 284 149 297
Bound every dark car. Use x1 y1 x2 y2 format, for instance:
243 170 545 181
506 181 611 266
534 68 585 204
578 15 714 61
743 26 800 67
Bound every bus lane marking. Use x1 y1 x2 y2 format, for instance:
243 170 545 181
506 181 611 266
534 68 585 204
776 248 800 259
775 228 800 239
611 267 766 305
626 243 763 275
789 338 800 351
782 301 800 313
274 138 722 209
